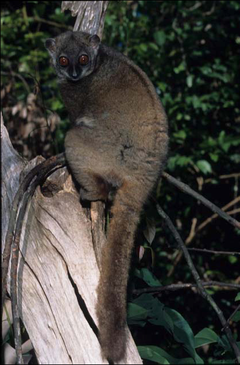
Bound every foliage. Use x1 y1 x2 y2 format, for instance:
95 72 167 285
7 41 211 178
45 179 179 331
128 268 240 364
1 1 240 363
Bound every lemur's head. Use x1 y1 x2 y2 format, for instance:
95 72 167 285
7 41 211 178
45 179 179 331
45 31 100 82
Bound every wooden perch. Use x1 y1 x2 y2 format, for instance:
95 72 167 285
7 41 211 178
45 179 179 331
1 114 142 364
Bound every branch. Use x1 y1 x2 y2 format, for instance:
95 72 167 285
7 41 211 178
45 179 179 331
203 1 216 16
219 173 240 180
167 195 240 277
196 196 240 233
33 16 72 30
164 172 240 277
226 208 240 216
185 217 197 245
133 281 240 296
187 1 203 12
187 248 240 256
224 304 240 329
162 172 240 230
156 203 240 364
1 71 31 93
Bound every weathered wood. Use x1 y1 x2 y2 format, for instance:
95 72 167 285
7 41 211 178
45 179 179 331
1 115 142 364
1 113 26 246
61 1 109 37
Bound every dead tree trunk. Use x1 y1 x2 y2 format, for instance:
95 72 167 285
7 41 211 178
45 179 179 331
1 114 142 364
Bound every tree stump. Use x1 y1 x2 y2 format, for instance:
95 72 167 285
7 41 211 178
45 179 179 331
1 114 142 364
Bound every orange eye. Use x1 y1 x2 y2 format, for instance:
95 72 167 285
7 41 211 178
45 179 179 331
59 57 69 66
79 55 89 65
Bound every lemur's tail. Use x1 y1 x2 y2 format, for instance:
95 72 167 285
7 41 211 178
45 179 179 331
96 180 146 362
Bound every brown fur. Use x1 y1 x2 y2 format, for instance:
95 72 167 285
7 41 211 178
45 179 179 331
45 31 169 362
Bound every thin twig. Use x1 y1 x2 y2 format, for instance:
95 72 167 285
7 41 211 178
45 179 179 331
167 195 240 277
162 172 240 230
156 203 240 363
224 304 240 329
203 1 216 16
1 71 31 93
197 196 240 233
219 173 240 180
185 217 197 244
187 248 240 256
33 16 72 30
187 1 203 12
226 208 240 216
133 281 240 296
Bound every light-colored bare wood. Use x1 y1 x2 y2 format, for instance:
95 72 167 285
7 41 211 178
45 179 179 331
1 116 142 364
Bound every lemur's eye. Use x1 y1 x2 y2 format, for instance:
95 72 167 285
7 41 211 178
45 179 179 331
59 56 69 67
79 55 89 65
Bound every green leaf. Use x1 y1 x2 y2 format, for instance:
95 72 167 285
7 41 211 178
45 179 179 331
232 311 240 322
194 328 218 348
132 293 159 309
127 303 149 320
157 81 167 92
165 308 204 364
196 160 212 174
228 255 237 264
51 100 63 111
174 61 186 74
127 303 149 326
134 268 161 287
132 294 174 333
167 155 193 170
138 345 195 364
218 134 240 152
235 293 240 302
178 156 192 167
148 306 174 332
154 30 166 46
218 131 226 144
209 153 219 162
217 131 240 153
139 43 148 52
143 218 156 244
138 346 170 364
230 154 240 163
173 130 187 140
186 75 193 88
167 156 178 170
217 335 232 353
149 42 159 51
192 95 202 109
176 113 183 120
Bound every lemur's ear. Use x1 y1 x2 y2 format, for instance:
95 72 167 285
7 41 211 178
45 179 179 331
89 34 100 49
45 38 56 55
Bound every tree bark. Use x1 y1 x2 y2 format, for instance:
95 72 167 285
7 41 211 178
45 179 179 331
1 114 142 364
